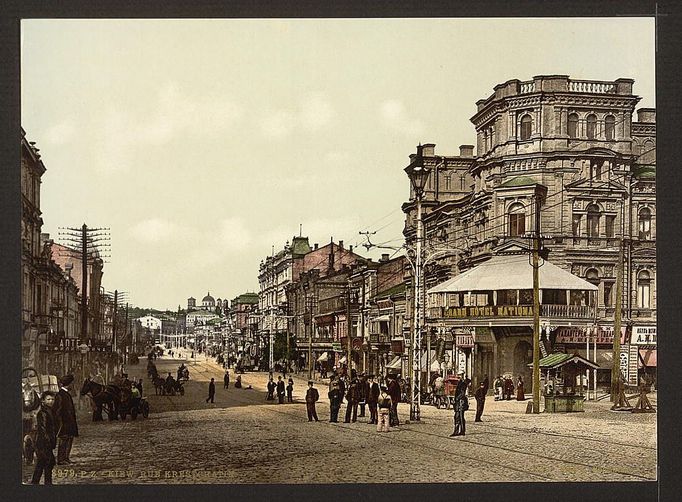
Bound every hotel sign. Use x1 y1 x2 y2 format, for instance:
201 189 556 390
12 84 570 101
444 306 534 318
631 326 656 346
455 335 474 348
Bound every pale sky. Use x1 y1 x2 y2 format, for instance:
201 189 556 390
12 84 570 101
21 18 655 310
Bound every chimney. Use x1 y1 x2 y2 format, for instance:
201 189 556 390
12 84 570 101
459 145 474 158
349 245 353 253
636 108 656 123
339 240 344 249
422 143 436 156
314 243 318 250
380 253 389 263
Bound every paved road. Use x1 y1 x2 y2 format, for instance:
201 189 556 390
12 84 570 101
23 353 657 484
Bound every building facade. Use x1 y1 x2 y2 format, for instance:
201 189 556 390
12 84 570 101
403 76 656 389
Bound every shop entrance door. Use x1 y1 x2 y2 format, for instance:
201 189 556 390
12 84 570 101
513 340 533 391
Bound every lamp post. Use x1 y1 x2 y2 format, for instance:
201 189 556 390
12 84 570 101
404 145 431 422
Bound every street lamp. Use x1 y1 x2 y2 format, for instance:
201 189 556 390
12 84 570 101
404 145 432 422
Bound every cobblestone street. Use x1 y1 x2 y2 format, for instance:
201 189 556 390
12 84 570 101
23 354 657 484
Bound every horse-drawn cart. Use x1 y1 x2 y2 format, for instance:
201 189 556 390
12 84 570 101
22 367 59 464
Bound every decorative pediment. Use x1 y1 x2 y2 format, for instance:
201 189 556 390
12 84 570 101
493 239 530 255
564 177 627 193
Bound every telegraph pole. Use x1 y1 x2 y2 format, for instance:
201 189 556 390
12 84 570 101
611 237 625 401
346 281 353 377
532 194 542 414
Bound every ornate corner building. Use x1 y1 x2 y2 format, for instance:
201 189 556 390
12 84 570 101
403 75 656 388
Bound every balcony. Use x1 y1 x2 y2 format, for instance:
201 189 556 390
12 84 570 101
428 304 595 321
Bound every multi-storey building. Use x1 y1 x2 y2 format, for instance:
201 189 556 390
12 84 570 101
403 75 655 389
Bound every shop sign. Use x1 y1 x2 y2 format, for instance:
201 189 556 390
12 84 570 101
444 305 534 318
619 352 628 374
472 327 495 344
391 340 404 354
331 342 342 352
456 334 474 348
457 351 467 373
376 300 393 310
555 326 626 345
631 326 656 346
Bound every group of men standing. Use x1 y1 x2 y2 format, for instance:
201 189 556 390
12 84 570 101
266 374 295 404
493 375 526 401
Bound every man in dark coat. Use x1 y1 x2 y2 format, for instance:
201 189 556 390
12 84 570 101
286 378 294 402
328 381 342 422
358 373 370 418
474 381 488 422
450 372 471 436
31 391 57 484
504 376 515 400
224 370 230 389
53 374 78 464
305 381 319 421
367 375 380 425
387 376 401 426
338 377 346 404
276 376 286 404
344 378 359 423
266 377 275 400
206 378 216 403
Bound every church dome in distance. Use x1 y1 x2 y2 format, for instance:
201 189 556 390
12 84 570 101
202 292 215 303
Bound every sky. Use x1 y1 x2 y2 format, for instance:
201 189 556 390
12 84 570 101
20 18 655 310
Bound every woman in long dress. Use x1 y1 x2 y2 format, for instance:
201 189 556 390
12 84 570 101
516 375 526 401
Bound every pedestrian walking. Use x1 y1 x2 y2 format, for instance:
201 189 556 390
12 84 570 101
276 376 286 404
516 375 526 401
328 381 342 422
367 375 380 425
377 386 392 432
504 376 515 400
358 373 369 418
31 391 57 484
266 376 275 400
235 375 242 388
450 372 470 437
493 375 504 401
387 376 401 427
53 374 78 464
224 370 230 389
474 381 488 422
206 378 215 403
344 377 359 423
305 381 319 422
286 378 294 402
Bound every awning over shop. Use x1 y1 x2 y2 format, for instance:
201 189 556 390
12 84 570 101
639 349 657 368
419 350 442 372
573 348 615 370
386 356 402 369
317 352 328 362
428 254 598 293
529 352 600 370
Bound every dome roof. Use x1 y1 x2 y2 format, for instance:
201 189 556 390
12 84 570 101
202 292 215 302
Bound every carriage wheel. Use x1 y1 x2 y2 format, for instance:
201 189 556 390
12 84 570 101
142 402 150 418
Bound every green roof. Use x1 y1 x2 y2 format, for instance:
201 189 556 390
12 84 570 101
291 237 312 256
536 353 573 368
375 282 407 299
499 176 539 188
235 293 259 304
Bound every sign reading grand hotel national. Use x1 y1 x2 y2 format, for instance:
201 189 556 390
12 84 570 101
443 305 534 318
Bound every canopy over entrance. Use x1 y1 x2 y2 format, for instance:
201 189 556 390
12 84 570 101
428 254 598 293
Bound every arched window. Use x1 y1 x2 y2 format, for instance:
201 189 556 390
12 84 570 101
639 207 652 240
568 113 579 138
508 202 526 236
585 268 599 285
637 270 651 309
586 114 597 139
520 114 533 141
586 204 600 238
643 139 654 156
604 115 615 140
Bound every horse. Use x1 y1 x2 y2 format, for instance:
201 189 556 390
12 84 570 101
152 376 166 395
80 378 121 421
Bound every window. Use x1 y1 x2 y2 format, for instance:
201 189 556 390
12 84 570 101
568 113 579 138
605 215 616 238
519 289 533 305
508 203 526 236
586 204 600 238
445 175 451 190
637 270 651 309
603 283 613 307
591 160 603 181
586 114 597 139
460 174 466 190
585 269 599 288
572 214 582 237
639 208 652 240
497 289 518 305
542 289 567 305
605 115 615 140
520 114 533 140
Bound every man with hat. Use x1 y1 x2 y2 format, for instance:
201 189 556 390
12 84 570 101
450 371 471 437
53 374 78 464
358 372 369 418
328 380 342 423
367 375 380 425
305 380 319 422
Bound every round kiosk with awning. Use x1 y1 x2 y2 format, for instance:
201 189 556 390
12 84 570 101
427 254 598 393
